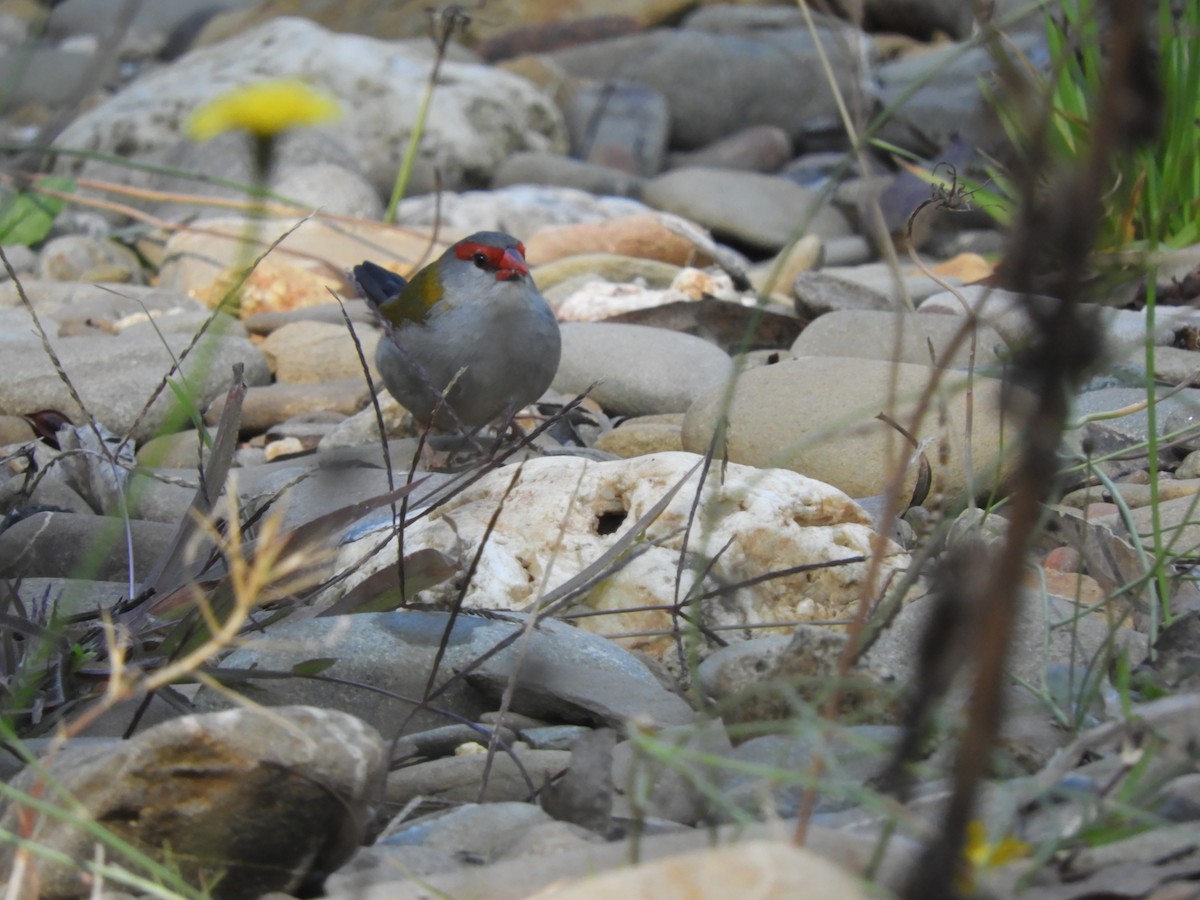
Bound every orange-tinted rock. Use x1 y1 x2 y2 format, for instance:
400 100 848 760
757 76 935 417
1043 545 1082 573
195 259 345 317
477 16 640 61
159 216 456 314
930 252 995 283
525 215 715 267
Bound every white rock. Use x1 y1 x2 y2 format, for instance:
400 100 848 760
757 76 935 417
53 17 566 196
393 185 647 240
328 452 909 663
555 281 689 322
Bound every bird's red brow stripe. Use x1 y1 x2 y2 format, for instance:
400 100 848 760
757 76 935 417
454 242 505 266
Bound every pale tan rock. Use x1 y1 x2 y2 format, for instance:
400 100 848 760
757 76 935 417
533 253 681 291
594 419 684 457
524 839 867 900
750 234 824 294
682 356 1018 502
1060 479 1200 509
259 320 380 384
330 452 908 661
158 216 458 304
525 215 716 267
264 436 308 461
0 706 385 897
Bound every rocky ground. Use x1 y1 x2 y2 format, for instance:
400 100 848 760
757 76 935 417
2 0 1200 898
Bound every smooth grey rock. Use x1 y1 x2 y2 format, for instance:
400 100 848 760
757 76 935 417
463 615 695 730
717 726 903 816
46 0 251 45
385 748 570 807
243 297 374 335
864 591 1138 689
1153 772 1200 823
873 34 1045 154
0 511 179 582
792 272 893 318
37 234 144 283
196 610 693 737
380 802 560 855
195 612 495 738
610 719 732 825
119 309 245 339
926 228 1008 259
493 151 645 198
792 309 1009 371
0 244 37 280
329 804 598 894
918 285 1181 350
123 129 366 223
518 724 596 750
666 125 793 173
1128 345 1200 389
1071 386 1200 462
553 322 733 416
823 264 959 304
548 26 867 150
563 80 668 176
0 464 94 516
1122 494 1200 556
997 682 1080 772
643 167 852 251
822 235 875 267
271 161 384 219
203 378 371 434
0 45 106 107
781 150 857 188
392 723 518 762
227 451 452 533
0 327 269 442
0 279 205 316
125 469 198 523
0 577 129 620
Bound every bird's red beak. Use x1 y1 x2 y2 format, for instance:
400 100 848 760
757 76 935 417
497 248 529 281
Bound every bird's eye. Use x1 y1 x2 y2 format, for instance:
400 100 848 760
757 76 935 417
473 252 488 268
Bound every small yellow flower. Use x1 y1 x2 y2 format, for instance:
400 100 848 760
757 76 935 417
956 819 1031 894
188 79 339 141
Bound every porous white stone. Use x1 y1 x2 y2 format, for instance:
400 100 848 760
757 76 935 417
329 452 908 662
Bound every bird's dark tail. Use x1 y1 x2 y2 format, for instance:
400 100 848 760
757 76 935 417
353 260 408 310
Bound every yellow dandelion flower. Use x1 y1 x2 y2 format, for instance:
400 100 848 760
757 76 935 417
956 819 1031 894
188 79 339 141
